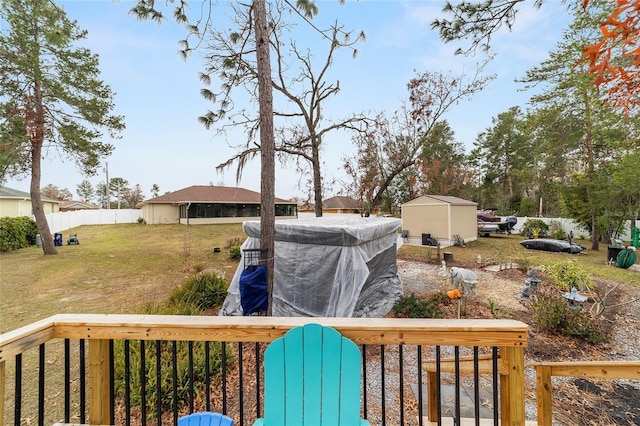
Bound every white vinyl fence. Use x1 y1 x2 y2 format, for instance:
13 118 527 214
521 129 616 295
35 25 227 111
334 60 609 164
511 217 640 240
45 209 142 234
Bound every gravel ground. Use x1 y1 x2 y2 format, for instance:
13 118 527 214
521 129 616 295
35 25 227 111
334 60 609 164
386 259 640 425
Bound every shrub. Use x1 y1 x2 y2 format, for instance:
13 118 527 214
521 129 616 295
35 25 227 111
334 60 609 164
392 293 443 318
113 339 232 417
530 289 607 345
521 219 549 238
0 216 38 252
548 220 567 240
229 245 241 259
166 271 229 311
120 271 233 416
544 259 592 292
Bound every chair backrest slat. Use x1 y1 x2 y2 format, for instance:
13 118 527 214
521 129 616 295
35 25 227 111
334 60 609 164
259 323 367 426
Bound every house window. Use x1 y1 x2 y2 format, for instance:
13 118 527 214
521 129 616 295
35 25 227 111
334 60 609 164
180 203 296 219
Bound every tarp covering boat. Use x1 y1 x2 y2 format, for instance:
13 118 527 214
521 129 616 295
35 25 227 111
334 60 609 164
221 216 404 317
520 238 586 254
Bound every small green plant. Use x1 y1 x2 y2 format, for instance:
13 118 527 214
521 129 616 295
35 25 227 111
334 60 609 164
530 289 607 345
521 219 550 238
544 259 592 292
392 293 443 318
229 245 241 259
487 298 502 319
137 217 146 224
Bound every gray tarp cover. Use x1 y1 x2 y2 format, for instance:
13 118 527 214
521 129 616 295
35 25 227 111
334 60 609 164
220 216 404 317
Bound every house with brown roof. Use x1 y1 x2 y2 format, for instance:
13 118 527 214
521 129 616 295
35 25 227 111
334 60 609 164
60 200 98 212
138 185 298 225
297 195 378 216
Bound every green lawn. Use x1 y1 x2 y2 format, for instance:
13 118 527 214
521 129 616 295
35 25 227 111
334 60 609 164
1 223 245 333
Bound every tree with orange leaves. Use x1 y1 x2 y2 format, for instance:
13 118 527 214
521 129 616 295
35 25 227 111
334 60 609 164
582 0 640 114
433 0 640 113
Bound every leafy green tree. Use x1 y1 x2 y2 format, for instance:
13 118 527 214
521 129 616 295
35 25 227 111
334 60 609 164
470 106 535 213
150 183 160 198
519 0 633 249
0 0 124 255
77 179 95 203
109 177 130 209
96 182 108 209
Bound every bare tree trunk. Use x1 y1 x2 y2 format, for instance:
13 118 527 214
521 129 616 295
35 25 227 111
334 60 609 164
254 0 275 314
312 135 323 217
31 80 57 255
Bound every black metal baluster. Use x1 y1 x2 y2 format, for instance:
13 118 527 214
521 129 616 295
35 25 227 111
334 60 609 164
205 341 211 412
399 345 404 425
454 346 460 426
362 345 368 419
474 347 480 426
140 340 147 426
14 353 22 425
255 342 261 419
188 341 194 414
493 347 499 426
417 345 423 426
79 339 86 424
436 346 442 426
38 343 45 426
238 342 244 426
156 341 162 426
172 341 178 426
125 340 131 426
64 339 70 423
380 345 385 426
222 342 228 415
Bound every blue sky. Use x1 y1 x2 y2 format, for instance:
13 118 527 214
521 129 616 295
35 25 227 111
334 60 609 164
4 0 571 201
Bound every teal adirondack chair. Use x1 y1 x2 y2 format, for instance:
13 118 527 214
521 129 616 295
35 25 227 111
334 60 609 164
178 412 234 426
254 323 370 426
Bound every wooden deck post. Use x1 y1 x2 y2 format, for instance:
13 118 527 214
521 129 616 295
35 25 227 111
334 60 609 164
0 360 5 425
88 339 111 425
535 365 552 426
499 346 526 426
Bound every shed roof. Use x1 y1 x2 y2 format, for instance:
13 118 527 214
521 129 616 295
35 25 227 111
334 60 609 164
140 185 293 205
402 195 477 206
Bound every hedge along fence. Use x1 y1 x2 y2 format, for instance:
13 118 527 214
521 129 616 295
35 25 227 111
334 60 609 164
0 216 38 252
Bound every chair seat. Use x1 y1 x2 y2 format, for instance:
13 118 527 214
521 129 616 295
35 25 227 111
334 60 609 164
178 412 234 426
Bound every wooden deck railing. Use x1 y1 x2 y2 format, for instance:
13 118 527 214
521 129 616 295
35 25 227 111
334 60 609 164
531 360 640 426
1 315 528 426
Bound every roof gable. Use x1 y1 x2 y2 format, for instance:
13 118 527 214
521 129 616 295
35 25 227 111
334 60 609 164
402 195 477 206
323 195 360 209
